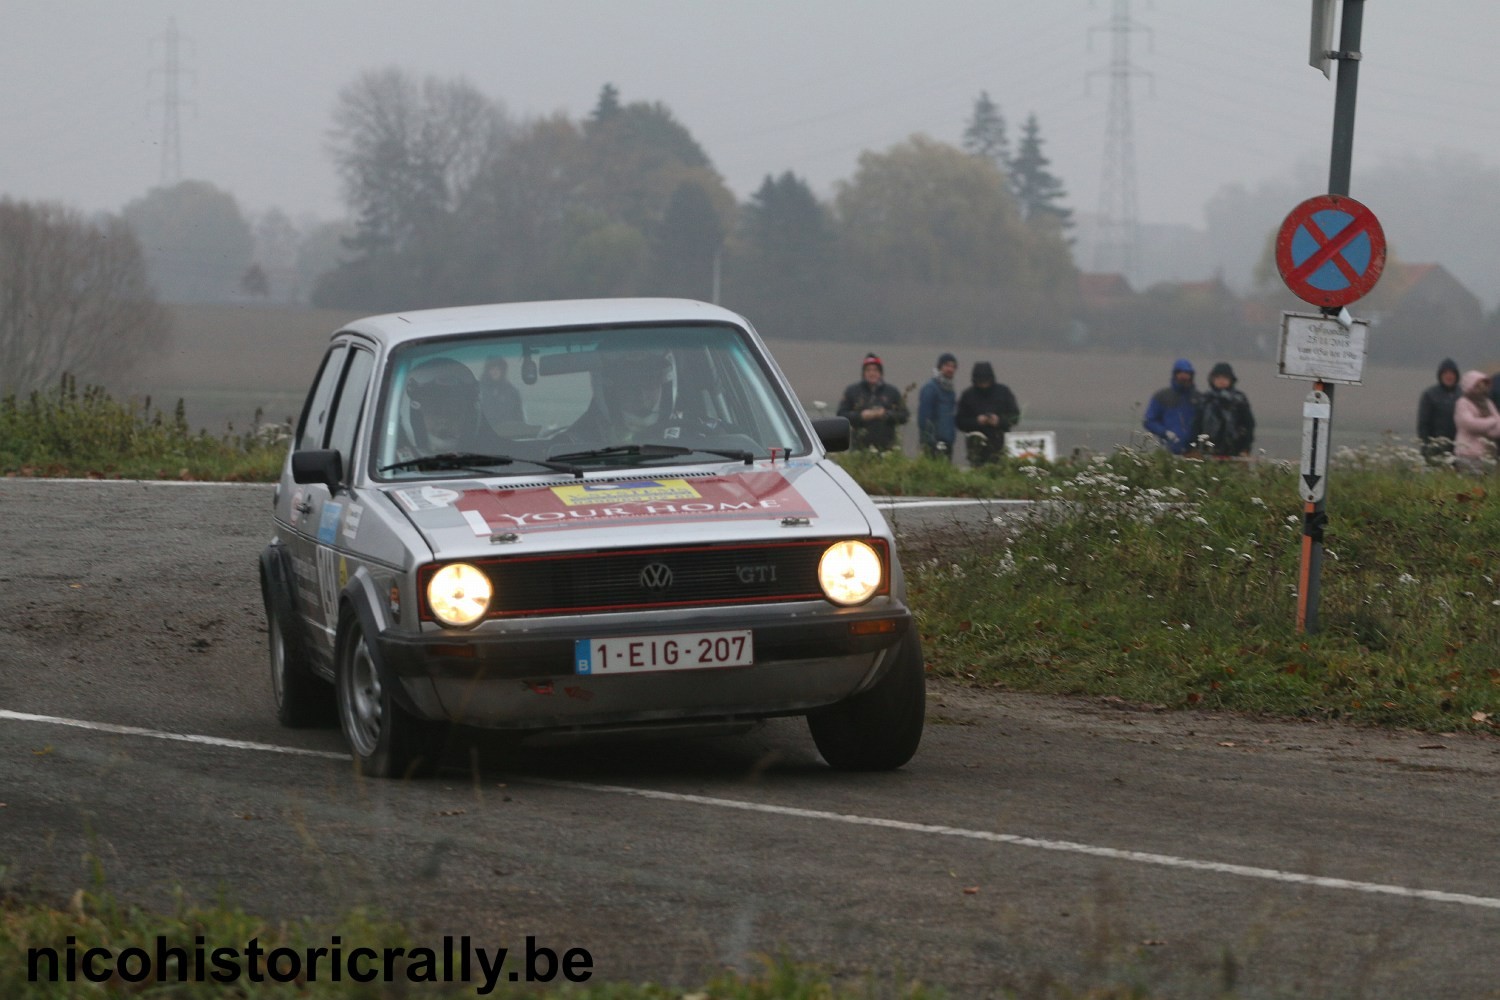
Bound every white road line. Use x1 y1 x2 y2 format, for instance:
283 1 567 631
528 780 1500 912
6 709 1497 912
0 710 348 760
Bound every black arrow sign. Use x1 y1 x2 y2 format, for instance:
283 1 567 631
1303 415 1323 494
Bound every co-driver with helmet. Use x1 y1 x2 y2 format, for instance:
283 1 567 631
563 349 727 447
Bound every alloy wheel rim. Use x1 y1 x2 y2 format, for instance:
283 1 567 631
346 641 383 756
269 616 286 706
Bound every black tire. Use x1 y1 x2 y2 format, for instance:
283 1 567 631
262 566 334 728
335 609 449 778
807 628 926 771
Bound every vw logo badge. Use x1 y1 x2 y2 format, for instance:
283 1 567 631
639 562 674 591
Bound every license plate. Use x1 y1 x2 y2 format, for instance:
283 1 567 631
574 630 753 675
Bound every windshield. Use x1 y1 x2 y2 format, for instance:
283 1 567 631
372 322 810 480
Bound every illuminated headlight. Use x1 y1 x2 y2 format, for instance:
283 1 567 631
818 540 883 606
426 563 492 627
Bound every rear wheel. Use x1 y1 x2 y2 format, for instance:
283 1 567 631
335 610 448 778
263 571 334 728
807 629 926 771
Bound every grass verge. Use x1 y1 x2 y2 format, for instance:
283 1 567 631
0 377 284 481
876 446 1500 732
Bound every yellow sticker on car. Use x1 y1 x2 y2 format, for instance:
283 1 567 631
550 479 701 507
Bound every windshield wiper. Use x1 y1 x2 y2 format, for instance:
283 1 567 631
546 443 755 466
380 452 583 478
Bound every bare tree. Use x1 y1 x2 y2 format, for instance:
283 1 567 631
0 198 170 393
327 67 508 257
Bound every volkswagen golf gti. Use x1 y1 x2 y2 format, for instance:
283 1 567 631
260 298 924 777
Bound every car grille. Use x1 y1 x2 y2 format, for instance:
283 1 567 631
421 539 888 618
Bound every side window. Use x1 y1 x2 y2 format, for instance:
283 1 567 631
296 345 349 451
327 349 375 475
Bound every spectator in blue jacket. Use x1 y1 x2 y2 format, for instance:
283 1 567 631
918 352 959 461
1143 358 1200 455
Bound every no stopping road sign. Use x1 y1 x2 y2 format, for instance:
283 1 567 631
1275 194 1386 308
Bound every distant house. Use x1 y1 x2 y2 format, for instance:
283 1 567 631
1363 262 1483 363
1077 272 1251 354
1073 272 1135 347
1078 272 1134 312
1239 298 1281 357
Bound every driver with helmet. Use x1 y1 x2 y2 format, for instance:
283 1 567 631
397 357 504 459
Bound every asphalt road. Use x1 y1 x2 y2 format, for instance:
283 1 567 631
3 479 1500 997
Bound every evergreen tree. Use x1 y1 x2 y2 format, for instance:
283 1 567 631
740 171 834 290
723 172 837 337
1011 113 1072 229
962 91 1010 170
650 180 724 298
589 83 622 127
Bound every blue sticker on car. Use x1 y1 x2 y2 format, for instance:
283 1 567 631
317 502 342 544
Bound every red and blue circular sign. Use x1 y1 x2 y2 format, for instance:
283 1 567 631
1275 194 1386 308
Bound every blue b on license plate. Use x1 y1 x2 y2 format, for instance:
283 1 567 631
574 630 754 675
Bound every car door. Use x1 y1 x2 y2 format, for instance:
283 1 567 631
285 340 376 658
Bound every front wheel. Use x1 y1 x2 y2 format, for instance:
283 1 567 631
335 610 448 778
807 629 926 771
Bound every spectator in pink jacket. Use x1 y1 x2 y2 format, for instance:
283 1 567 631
1452 370 1500 472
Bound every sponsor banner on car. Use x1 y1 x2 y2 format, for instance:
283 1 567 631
452 471 815 533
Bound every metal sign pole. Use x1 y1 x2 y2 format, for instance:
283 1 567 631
1298 0 1364 633
1297 384 1332 632
1327 0 1364 198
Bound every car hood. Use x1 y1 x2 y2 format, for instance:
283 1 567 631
382 461 880 558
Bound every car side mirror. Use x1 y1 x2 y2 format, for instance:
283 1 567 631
813 417 851 453
291 449 344 492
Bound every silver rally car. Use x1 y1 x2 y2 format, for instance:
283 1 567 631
260 298 924 777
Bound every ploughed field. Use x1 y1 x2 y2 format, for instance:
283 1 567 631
138 303 1447 464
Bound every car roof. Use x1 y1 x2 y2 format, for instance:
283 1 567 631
335 298 752 351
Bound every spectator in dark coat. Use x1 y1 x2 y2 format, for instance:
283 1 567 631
1143 358 1200 455
955 361 1020 466
1193 362 1256 457
917 352 959 461
836 353 908 451
1417 357 1461 460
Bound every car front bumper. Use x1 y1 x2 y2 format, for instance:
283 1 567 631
376 602 913 730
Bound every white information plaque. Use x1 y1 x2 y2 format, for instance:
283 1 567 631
1277 312 1368 384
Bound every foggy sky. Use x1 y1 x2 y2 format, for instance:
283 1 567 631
4 1 1497 234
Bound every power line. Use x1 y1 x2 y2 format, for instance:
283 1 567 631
149 17 192 187
1089 0 1151 281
